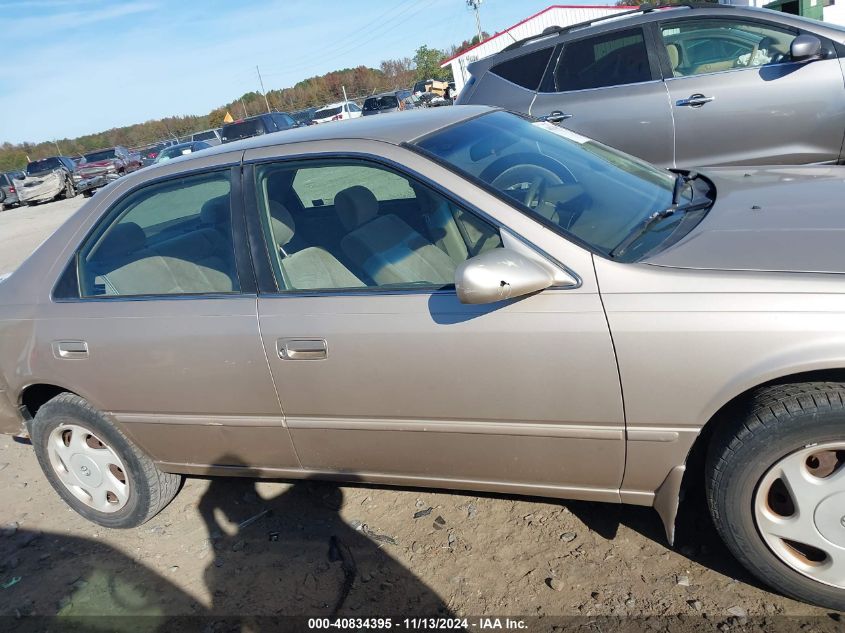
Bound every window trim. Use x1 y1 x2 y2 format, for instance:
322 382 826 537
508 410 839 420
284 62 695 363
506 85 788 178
52 164 254 302
538 25 661 94
242 150 580 297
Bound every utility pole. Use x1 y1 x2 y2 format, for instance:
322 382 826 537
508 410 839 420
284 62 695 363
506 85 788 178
240 97 249 118
342 85 348 103
467 0 483 43
53 140 62 155
256 65 271 113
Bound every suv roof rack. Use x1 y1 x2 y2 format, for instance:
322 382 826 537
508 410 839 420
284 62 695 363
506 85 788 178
501 3 732 52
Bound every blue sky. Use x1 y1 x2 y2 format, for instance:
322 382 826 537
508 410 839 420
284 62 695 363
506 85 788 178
0 0 607 144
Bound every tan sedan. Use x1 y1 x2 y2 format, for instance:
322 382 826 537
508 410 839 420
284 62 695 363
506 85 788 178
0 106 843 610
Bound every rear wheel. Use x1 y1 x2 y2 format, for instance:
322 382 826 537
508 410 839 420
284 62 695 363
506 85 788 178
706 382 845 610
31 393 182 528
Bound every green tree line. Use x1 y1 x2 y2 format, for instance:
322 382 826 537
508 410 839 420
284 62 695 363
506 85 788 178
0 43 462 172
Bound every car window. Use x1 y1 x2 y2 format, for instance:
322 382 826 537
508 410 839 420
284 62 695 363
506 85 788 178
552 28 652 92
661 19 798 77
349 102 361 113
255 160 502 292
221 119 264 142
78 171 240 297
491 46 554 90
193 130 218 142
27 157 61 174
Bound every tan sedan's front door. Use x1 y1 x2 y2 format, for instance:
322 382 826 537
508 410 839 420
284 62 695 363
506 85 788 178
246 142 625 501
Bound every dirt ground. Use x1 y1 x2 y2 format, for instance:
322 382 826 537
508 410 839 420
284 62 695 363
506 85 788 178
0 196 843 631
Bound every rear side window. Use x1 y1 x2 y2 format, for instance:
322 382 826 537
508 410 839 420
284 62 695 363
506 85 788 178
491 46 554 90
78 171 240 297
222 119 264 142
553 28 652 92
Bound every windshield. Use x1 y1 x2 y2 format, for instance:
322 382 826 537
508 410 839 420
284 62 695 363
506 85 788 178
415 111 702 259
83 149 116 162
314 106 342 118
26 157 61 174
364 96 399 111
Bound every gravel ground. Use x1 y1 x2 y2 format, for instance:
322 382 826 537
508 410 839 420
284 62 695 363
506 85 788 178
0 195 842 630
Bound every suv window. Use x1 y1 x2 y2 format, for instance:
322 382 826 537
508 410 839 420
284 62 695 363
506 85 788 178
660 19 798 77
255 160 502 291
552 28 652 92
79 171 240 297
27 157 61 174
271 113 295 129
193 130 218 142
492 46 554 90
221 119 264 142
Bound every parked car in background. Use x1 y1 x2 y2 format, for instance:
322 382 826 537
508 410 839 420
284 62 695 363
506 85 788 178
458 4 845 167
191 128 222 146
138 141 177 167
5 107 845 611
291 107 317 126
153 141 212 164
221 112 297 143
77 146 141 182
311 101 362 124
0 170 25 210
362 90 416 116
14 156 77 205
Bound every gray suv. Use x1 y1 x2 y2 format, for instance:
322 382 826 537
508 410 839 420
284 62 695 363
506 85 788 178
0 170 25 210
457 4 845 167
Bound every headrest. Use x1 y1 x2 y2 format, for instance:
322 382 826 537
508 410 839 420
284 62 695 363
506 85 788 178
268 201 295 247
335 186 379 231
97 222 146 259
200 195 229 224
666 43 680 70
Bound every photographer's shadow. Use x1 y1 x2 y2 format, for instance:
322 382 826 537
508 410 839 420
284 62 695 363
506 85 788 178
197 458 452 619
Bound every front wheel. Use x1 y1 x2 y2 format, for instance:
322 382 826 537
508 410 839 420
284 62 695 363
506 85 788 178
63 178 76 199
31 393 182 528
706 382 845 610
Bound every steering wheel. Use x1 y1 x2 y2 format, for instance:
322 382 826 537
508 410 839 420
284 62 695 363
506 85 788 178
489 164 562 211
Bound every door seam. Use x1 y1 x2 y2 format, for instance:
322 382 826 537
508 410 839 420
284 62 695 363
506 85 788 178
255 296 304 468
592 254 628 492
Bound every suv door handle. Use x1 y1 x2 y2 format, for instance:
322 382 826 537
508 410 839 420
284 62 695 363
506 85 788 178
676 94 714 108
541 111 573 123
52 340 89 360
277 338 328 361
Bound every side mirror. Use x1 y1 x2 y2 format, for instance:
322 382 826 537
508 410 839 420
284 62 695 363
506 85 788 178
455 248 555 305
791 34 823 62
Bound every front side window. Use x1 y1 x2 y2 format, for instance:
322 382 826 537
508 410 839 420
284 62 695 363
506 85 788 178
661 19 797 77
491 46 554 90
79 171 240 297
255 160 502 292
552 28 652 92
416 111 711 261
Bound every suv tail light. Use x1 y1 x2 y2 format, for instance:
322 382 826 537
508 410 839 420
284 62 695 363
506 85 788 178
8 186 15 193
332 114 342 121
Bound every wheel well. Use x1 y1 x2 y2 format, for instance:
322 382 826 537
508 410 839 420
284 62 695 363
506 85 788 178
683 368 845 490
20 384 73 418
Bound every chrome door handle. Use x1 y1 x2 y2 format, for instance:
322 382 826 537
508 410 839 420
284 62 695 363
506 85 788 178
676 94 714 108
278 338 328 360
541 111 573 123
52 340 89 360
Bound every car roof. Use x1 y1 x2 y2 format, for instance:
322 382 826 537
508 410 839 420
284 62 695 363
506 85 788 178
316 101 351 109
201 105 495 156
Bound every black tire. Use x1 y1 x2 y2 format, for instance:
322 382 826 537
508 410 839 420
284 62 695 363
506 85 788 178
63 178 76 199
82 190 94 198
706 382 845 610
30 393 182 528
